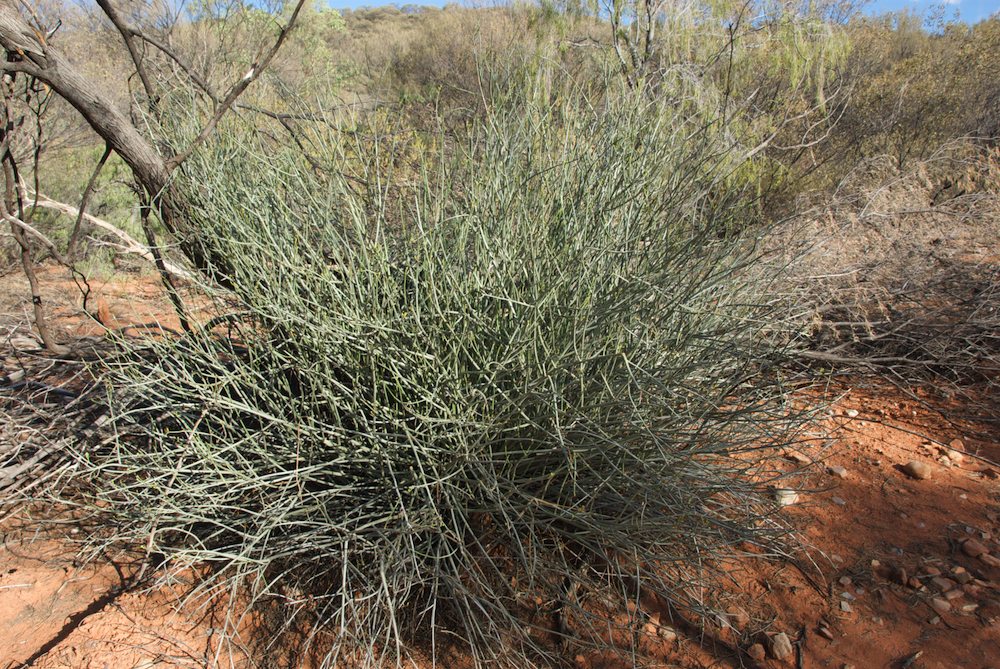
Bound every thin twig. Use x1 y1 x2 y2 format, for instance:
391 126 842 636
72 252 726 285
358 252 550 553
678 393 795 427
66 143 112 258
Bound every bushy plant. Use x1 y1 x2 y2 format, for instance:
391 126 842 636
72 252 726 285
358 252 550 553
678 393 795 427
69 89 809 667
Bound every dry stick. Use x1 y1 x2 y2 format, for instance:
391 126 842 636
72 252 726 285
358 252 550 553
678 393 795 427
26 192 191 280
4 210 67 261
2 162 65 354
139 202 191 334
0 71 66 355
66 143 111 258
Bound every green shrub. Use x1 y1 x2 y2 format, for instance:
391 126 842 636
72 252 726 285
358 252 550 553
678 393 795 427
70 89 808 667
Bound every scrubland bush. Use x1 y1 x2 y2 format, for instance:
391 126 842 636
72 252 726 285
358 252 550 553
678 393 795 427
383 6 599 124
63 87 809 667
820 14 1000 183
779 143 1000 389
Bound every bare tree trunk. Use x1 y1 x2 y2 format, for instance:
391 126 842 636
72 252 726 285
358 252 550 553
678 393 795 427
2 159 65 353
0 0 305 285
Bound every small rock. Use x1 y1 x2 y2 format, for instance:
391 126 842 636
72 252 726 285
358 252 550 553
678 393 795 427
948 439 966 462
9 335 41 350
769 632 794 660
963 539 988 557
832 496 847 506
658 626 677 642
928 615 941 625
845 409 859 418
923 566 941 576
961 603 979 612
817 625 834 640
908 577 922 589
827 465 848 478
892 566 908 585
980 553 1000 568
841 591 855 601
944 588 964 601
931 577 956 592
747 643 766 662
785 450 811 465
902 461 932 480
930 597 951 614
774 488 799 506
952 567 972 584
727 607 750 630
840 600 853 613
963 584 982 597
839 576 853 587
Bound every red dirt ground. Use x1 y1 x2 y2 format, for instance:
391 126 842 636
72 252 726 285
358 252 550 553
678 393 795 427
1 268 999 669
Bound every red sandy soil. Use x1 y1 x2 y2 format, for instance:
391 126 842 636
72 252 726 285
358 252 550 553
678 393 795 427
1 267 999 669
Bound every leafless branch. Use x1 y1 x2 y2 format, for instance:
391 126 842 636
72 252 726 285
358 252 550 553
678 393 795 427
66 143 111 258
27 191 192 280
131 30 219 104
95 0 157 108
165 0 307 172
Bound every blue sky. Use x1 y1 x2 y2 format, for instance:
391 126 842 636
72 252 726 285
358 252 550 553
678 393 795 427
323 0 998 24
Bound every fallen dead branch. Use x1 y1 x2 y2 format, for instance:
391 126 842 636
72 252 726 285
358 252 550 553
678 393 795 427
26 192 193 281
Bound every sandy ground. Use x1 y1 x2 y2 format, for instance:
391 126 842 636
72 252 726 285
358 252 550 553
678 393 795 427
1 267 999 669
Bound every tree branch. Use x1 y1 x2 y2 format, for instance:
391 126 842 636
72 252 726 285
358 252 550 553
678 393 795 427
66 142 111 258
95 0 157 107
165 0 307 172
0 58 44 78
27 191 192 280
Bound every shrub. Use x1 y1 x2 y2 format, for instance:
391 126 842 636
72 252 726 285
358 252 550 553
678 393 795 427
827 14 1000 178
68 88 808 667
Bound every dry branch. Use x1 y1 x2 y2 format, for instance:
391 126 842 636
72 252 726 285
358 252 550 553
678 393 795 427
27 192 192 280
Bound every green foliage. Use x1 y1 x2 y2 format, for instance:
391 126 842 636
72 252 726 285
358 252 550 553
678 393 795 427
70 88 807 667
